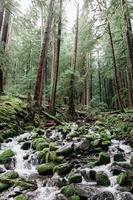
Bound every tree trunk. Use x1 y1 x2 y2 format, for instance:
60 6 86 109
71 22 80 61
50 0 63 112
0 1 4 33
121 0 133 107
0 68 3 93
68 4 79 117
34 0 55 107
107 22 124 110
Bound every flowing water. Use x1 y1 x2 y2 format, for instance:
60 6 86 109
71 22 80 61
0 128 132 200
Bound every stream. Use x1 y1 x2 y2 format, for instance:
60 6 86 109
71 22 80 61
0 125 132 200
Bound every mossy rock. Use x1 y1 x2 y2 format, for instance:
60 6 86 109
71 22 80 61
68 173 82 184
117 173 127 186
71 195 80 200
54 163 72 176
95 152 110 166
1 171 19 179
49 143 58 151
96 171 110 186
0 136 4 143
15 194 28 200
0 182 10 192
36 163 55 176
114 153 125 162
0 149 15 164
36 142 49 151
32 138 46 149
61 185 75 197
45 151 57 163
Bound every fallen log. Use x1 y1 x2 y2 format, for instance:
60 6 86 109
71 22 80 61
42 111 64 125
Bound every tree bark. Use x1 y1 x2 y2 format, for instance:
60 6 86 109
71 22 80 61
107 22 124 110
68 4 79 116
34 0 55 107
121 0 133 107
50 0 63 112
0 68 3 93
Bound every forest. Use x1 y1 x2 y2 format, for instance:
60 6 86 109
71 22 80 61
0 0 133 200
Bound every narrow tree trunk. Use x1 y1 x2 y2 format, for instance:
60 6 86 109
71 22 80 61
50 0 63 112
0 1 4 33
0 68 3 93
34 0 55 107
98 62 102 103
107 22 124 110
68 4 79 116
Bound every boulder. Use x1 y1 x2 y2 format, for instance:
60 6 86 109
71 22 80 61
61 185 75 198
0 149 15 164
68 172 82 184
114 153 126 162
71 195 80 200
4 157 16 170
21 142 31 150
56 193 68 200
92 191 114 200
111 163 124 175
88 170 96 181
0 167 6 174
54 163 72 176
96 171 110 186
95 152 110 166
36 163 55 176
117 172 133 187
56 143 74 156
75 184 100 199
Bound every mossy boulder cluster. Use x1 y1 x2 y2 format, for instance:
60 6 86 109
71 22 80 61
0 149 15 164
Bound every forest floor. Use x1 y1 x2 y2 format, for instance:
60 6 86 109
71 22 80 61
0 95 132 200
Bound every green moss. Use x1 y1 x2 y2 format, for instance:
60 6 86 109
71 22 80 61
96 172 110 186
36 142 49 151
0 149 15 164
54 163 72 176
68 173 82 184
32 138 46 149
61 185 75 197
117 173 127 186
71 195 80 200
49 143 58 151
15 195 28 200
0 182 10 192
1 171 19 179
45 151 57 163
95 152 110 166
36 163 55 176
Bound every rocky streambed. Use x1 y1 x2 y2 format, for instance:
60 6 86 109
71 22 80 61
0 122 132 200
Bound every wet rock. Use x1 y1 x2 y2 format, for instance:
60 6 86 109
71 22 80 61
23 154 29 160
21 142 31 150
114 153 126 162
0 182 10 192
77 138 90 151
5 138 12 143
0 149 15 164
36 163 55 176
92 191 114 200
56 193 68 200
117 192 133 200
50 174 67 187
56 143 74 156
95 152 110 166
89 170 96 181
0 166 6 174
117 172 133 187
54 163 72 176
75 184 100 199
68 172 82 184
96 171 110 186
4 157 16 170
61 185 75 198
111 163 124 175
2 171 19 179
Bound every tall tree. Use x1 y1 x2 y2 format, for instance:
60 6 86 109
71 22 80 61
50 0 63 112
67 3 79 117
34 0 55 107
